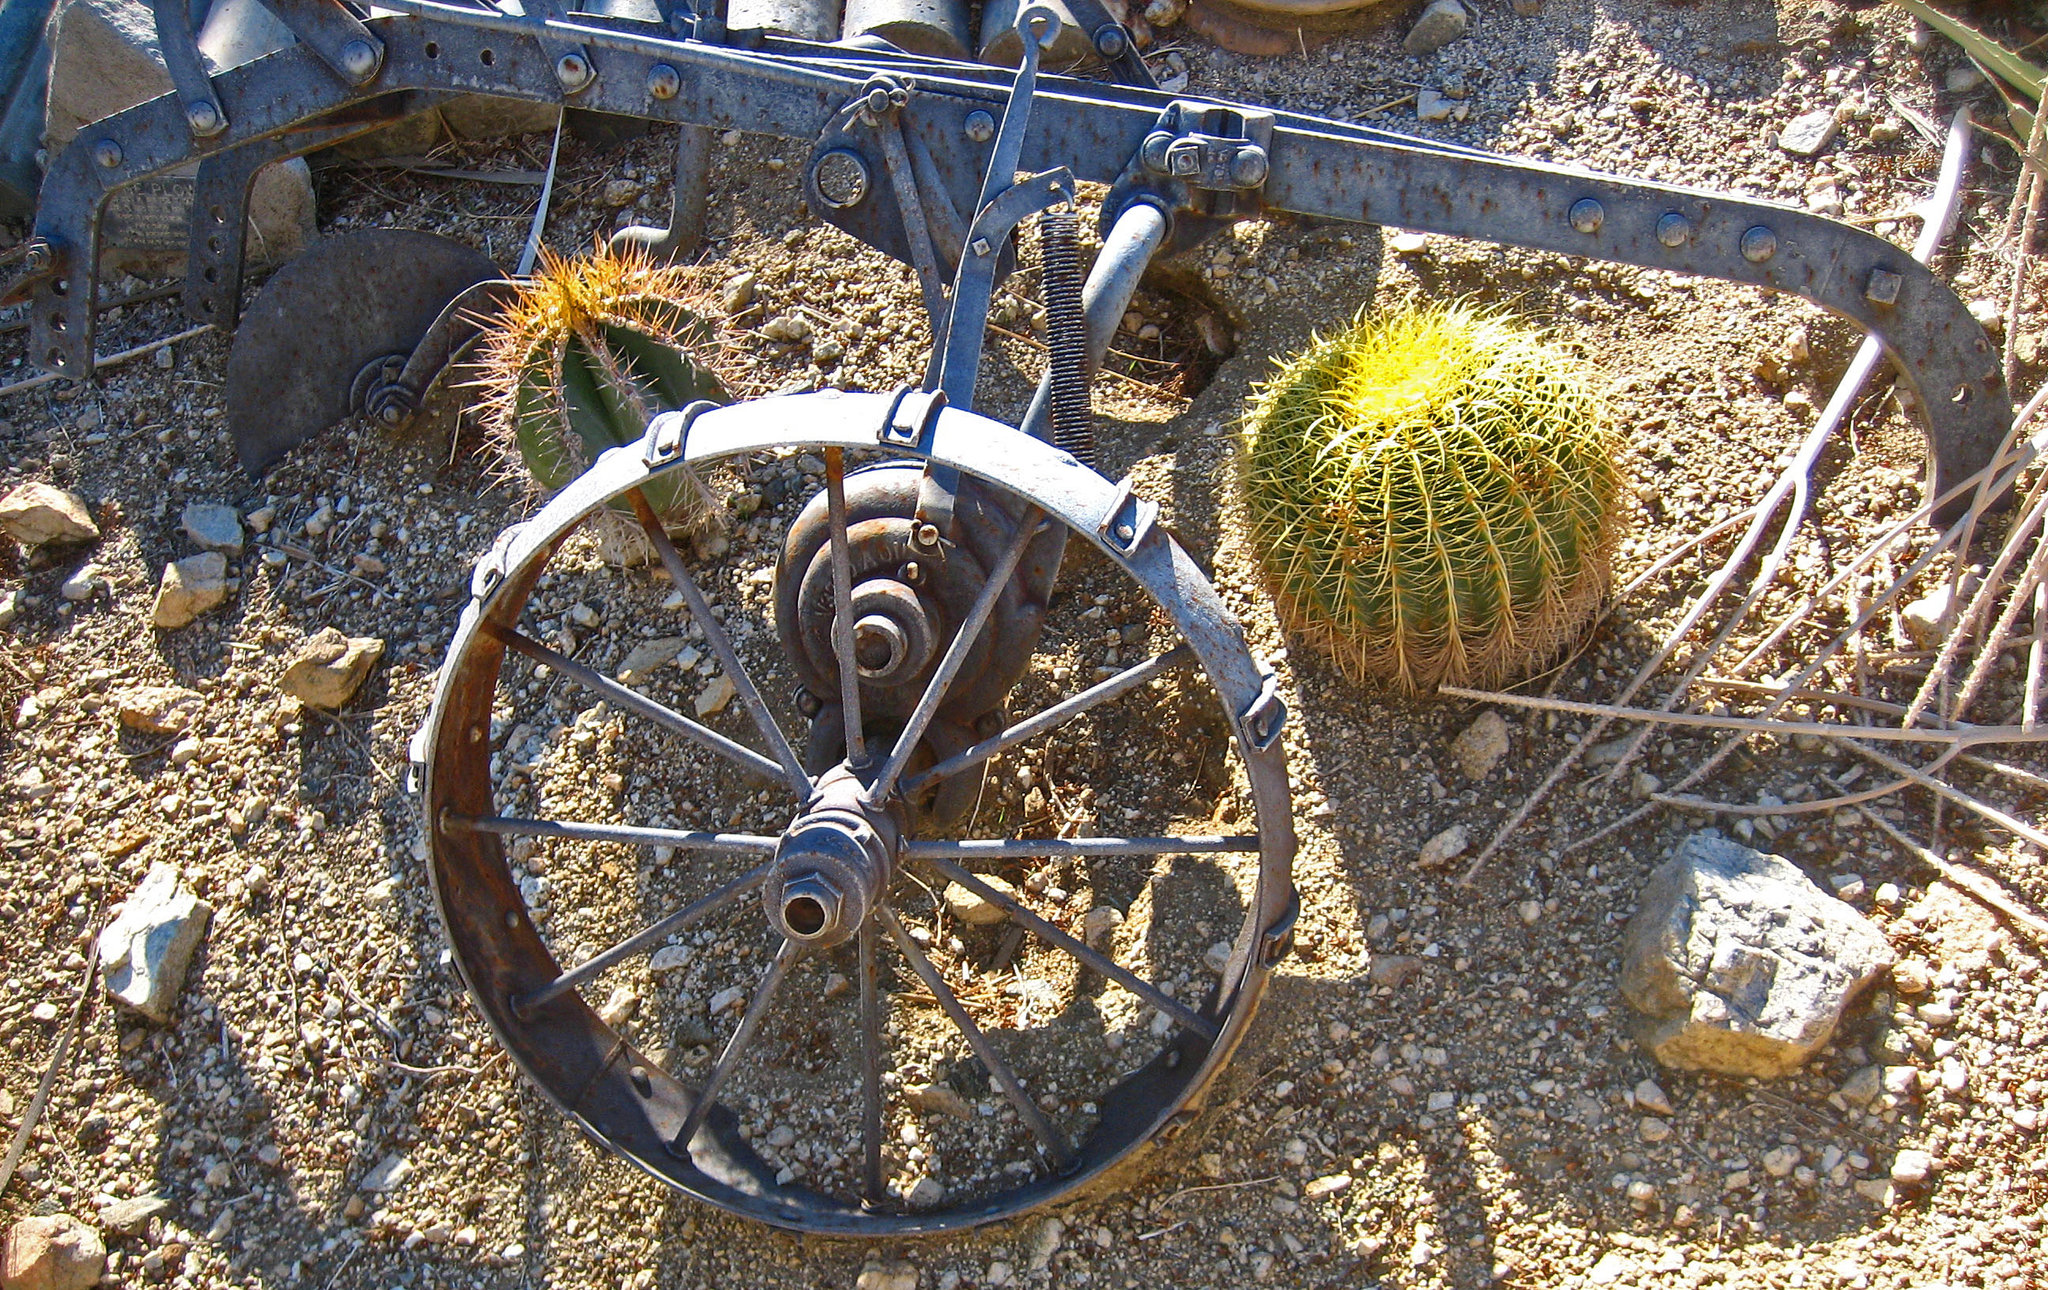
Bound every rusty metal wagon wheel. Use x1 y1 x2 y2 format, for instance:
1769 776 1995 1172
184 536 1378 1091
415 389 1296 1234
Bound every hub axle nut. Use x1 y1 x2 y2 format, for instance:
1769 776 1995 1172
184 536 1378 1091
778 870 846 942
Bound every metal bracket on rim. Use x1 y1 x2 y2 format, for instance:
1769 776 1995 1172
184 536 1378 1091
644 399 719 467
879 386 947 449
1240 671 1287 752
1257 887 1299 968
470 521 528 602
1097 475 1157 554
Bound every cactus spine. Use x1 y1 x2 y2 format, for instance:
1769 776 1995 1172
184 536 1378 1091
1239 302 1623 691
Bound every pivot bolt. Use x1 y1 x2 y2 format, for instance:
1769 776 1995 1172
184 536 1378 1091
1230 145 1269 188
93 139 122 169
915 522 940 549
1865 267 1903 306
1093 24 1127 58
964 110 995 142
339 38 380 82
1740 225 1778 263
185 101 223 136
648 63 681 100
1568 198 1604 234
1655 212 1691 247
556 52 594 92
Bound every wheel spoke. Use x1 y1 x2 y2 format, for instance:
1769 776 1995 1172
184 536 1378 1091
512 863 771 1013
864 508 1045 806
825 448 869 768
879 903 1073 1172
486 622 790 787
627 488 811 795
445 812 779 856
904 836 1261 860
671 939 800 1157
858 915 885 1205
900 645 1195 796
919 857 1220 1040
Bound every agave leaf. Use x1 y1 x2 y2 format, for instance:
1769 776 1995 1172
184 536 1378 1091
1887 0 2043 101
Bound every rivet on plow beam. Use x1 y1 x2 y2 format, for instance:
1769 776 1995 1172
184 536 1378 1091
339 38 380 83
1740 225 1778 263
93 139 122 169
1865 267 1904 306
185 101 223 136
1093 24 1127 58
1568 198 1604 234
556 52 595 92
964 110 995 142
647 64 680 100
1655 212 1691 247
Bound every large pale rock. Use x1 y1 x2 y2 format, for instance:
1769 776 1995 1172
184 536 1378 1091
279 628 384 709
1404 0 1468 56
0 483 99 547
1449 710 1509 779
44 0 315 273
116 685 205 734
1621 833 1894 1077
151 552 229 629
1 1214 105 1290
180 503 244 557
98 862 212 1023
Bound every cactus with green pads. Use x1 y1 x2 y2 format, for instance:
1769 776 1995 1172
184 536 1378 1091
478 243 729 526
1239 302 1623 692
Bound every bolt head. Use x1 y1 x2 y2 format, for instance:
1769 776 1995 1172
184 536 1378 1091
1740 225 1778 264
555 53 593 90
1093 23 1127 58
648 63 680 100
1140 131 1174 174
1230 145 1269 188
185 101 222 135
1568 198 1604 234
915 522 940 548
964 110 995 143
1655 212 1691 248
92 139 122 169
970 237 993 258
339 38 379 82
1865 266 1904 306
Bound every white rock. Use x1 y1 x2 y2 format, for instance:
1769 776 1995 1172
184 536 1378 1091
180 503 244 556
1203 940 1232 974
707 985 746 1016
98 862 212 1023
1889 1148 1933 1184
0 483 99 547
1587 1251 1635 1286
1633 1078 1674 1116
1081 905 1123 947
58 566 99 602
279 628 384 709
942 875 1017 925
359 1152 413 1192
616 636 688 685
1762 1145 1800 1177
0 587 18 629
853 1259 920 1290
1416 823 1469 868
1416 89 1456 122
1 1213 105 1290
905 1082 972 1119
1620 833 1894 1077
1902 575 1977 648
694 672 736 717
151 552 229 629
116 685 205 734
1027 1216 1064 1270
1778 108 1840 157
1403 0 1468 56
96 1195 170 1235
1449 710 1510 779
908 1176 944 1207
649 946 690 973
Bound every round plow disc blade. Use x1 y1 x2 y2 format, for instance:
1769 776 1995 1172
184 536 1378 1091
226 229 502 475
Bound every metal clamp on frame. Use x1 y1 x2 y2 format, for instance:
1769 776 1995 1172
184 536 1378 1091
1097 475 1157 555
879 385 947 449
1240 670 1287 752
1258 887 1300 967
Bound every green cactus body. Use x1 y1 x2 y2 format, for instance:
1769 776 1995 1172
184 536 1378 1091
483 249 729 527
1240 303 1623 691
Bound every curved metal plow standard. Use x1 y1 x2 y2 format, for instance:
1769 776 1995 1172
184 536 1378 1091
16 4 2009 519
414 392 1298 1233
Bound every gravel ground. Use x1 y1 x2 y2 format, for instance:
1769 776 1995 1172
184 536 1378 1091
4 2 2048 1288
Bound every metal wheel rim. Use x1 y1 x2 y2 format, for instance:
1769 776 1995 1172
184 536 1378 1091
416 389 1296 1234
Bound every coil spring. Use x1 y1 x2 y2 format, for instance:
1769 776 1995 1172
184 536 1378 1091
1037 209 1094 468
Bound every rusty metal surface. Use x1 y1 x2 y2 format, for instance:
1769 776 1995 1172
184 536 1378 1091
224 227 500 473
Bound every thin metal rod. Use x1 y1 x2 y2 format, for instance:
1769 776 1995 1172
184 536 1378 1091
825 448 868 768
673 939 800 1155
901 645 1194 795
515 865 770 1012
446 812 780 856
879 904 1072 1170
904 836 1261 859
627 489 812 794
858 916 885 1205
921 856 1219 1039
487 622 788 785
864 509 1044 806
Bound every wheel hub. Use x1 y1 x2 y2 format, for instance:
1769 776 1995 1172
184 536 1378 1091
763 765 898 949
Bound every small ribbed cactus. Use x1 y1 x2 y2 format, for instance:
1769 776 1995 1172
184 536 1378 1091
478 243 728 526
1239 302 1623 692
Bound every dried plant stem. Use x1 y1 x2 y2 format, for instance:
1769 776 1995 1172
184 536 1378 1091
1946 508 2048 725
2008 100 2048 390
1652 777 1912 817
1436 686 2040 745
1832 738 2048 851
1826 776 2048 947
1900 475 2048 727
1959 751 2048 792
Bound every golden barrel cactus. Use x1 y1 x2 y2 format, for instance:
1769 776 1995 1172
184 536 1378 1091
1239 302 1623 691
